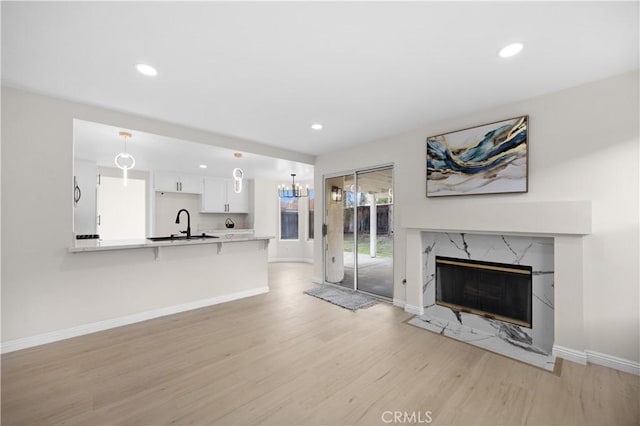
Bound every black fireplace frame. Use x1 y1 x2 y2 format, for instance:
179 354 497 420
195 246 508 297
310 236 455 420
435 256 533 328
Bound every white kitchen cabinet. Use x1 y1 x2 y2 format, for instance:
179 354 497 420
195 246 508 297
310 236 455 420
180 174 204 193
201 178 227 212
227 180 250 213
73 159 98 235
154 172 203 194
201 178 250 213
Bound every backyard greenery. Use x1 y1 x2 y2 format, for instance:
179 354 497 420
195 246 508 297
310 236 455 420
344 234 393 258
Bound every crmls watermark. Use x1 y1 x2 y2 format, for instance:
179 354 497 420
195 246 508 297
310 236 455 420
381 410 433 424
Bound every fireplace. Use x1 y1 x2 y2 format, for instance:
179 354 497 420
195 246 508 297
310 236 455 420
435 256 533 328
414 232 555 369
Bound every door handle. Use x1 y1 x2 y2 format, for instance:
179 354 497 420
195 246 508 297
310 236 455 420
74 185 81 205
73 176 81 205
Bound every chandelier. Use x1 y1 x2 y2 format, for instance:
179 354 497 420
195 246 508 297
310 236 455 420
278 173 308 198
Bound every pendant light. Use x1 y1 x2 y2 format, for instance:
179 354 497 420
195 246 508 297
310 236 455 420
232 167 244 193
114 131 135 187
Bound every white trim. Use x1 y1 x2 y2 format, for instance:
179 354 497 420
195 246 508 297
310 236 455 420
269 257 314 264
404 303 423 315
552 345 640 375
311 276 323 285
552 344 587 365
1 287 269 354
393 299 405 309
586 350 640 376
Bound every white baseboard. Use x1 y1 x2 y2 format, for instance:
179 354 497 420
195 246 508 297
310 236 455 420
1 286 269 354
553 345 640 375
404 303 423 315
311 276 323 285
553 345 587 365
586 350 640 376
393 299 405 309
269 257 314 264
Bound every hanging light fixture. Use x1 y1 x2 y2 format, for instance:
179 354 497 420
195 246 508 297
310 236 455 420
278 173 309 198
114 131 135 187
232 167 244 193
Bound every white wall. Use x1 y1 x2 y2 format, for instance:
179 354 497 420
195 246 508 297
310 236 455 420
0 87 313 343
314 71 640 363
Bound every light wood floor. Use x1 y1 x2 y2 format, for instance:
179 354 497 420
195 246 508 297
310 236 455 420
2 263 639 425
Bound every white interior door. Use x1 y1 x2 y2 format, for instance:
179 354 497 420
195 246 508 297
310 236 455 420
97 176 146 240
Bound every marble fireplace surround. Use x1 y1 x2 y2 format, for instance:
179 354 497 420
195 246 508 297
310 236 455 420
401 200 592 364
414 232 555 370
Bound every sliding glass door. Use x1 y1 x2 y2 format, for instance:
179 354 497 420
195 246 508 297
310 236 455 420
354 168 394 298
323 167 393 299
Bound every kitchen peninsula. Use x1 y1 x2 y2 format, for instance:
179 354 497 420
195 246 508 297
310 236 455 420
68 233 273 300
70 233 271 256
0 233 273 353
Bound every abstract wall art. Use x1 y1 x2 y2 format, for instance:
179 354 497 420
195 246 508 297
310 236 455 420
426 116 528 197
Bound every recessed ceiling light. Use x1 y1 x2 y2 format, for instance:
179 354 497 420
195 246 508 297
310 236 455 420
311 123 323 130
136 63 158 76
199 164 207 169
499 43 524 58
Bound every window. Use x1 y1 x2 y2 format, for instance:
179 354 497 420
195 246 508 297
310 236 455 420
280 195 299 240
308 190 315 240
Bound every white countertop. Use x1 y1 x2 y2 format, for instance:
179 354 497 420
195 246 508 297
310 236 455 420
203 228 255 235
70 234 274 253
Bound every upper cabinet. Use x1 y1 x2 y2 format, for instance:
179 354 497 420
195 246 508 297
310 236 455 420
154 172 203 194
201 178 227 213
226 181 250 213
202 178 250 213
179 174 203 194
154 172 249 214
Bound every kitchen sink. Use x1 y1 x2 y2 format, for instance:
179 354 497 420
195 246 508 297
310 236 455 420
147 233 219 241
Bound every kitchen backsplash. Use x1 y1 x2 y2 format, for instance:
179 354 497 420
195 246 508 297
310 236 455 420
154 192 249 236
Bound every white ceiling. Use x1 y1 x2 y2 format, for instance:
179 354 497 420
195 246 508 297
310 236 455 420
74 119 314 182
3 2 639 156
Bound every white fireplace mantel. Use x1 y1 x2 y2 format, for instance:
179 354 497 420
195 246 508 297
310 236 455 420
399 200 591 236
402 200 592 365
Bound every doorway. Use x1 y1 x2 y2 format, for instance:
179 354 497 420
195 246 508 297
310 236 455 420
97 174 146 240
324 166 394 299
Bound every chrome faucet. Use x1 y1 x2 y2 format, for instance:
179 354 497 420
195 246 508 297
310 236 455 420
175 209 191 239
